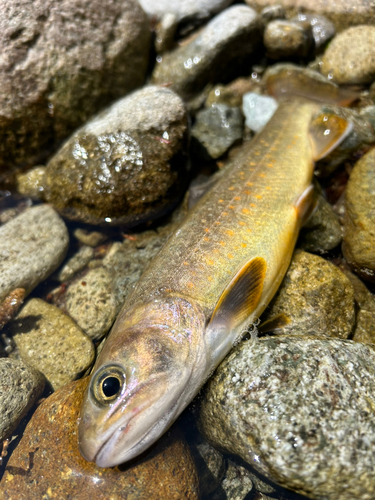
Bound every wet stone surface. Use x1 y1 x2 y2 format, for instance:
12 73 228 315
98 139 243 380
56 245 95 282
220 460 254 500
199 336 375 500
264 20 313 59
0 378 200 500
291 13 335 51
242 93 278 132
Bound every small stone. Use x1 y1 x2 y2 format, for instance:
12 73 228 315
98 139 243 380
263 250 355 339
0 378 199 499
73 228 107 248
15 166 46 199
343 147 375 282
190 439 226 496
191 104 244 159
206 78 260 108
64 267 117 342
152 5 263 99
0 204 69 303
139 0 233 24
321 26 375 84
260 5 286 22
242 93 278 132
291 13 335 51
221 460 253 500
0 357 45 442
0 289 25 330
56 246 95 282
7 299 94 391
155 13 178 53
264 20 313 59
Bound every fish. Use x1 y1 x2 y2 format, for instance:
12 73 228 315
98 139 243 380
78 94 351 468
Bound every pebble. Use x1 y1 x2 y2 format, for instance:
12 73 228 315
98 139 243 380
73 228 107 248
0 289 25 331
0 378 199 499
7 299 94 391
56 246 95 282
0 204 69 303
191 104 244 159
260 5 286 22
291 13 335 51
263 250 355 339
206 78 260 108
321 26 375 84
220 460 254 500
264 20 313 59
190 439 226 497
0 358 45 442
152 5 262 99
342 147 375 282
155 13 178 54
242 93 278 132
0 0 150 169
138 0 233 24
15 166 46 199
199 335 375 500
44 86 189 226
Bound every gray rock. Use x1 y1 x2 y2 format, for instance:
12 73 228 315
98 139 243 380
0 0 150 169
263 250 355 339
16 166 46 199
260 5 286 22
155 13 178 54
152 5 263 99
199 335 375 500
343 147 375 282
8 299 94 391
191 104 244 159
221 460 253 500
191 439 226 497
264 20 313 59
64 267 117 342
44 86 189 226
206 78 260 108
56 246 94 282
138 0 233 23
0 204 69 303
242 93 278 132
291 13 335 51
0 357 45 441
321 26 375 84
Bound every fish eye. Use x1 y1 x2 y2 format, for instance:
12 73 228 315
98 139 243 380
91 365 126 405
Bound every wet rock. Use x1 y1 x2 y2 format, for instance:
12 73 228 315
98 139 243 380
191 438 226 497
152 5 263 100
298 193 342 253
56 246 95 282
0 0 150 169
260 5 286 22
321 26 375 84
64 267 117 342
15 166 46 199
139 0 233 24
7 299 94 391
0 289 25 331
73 228 107 248
44 86 189 226
0 358 45 442
1 378 199 499
191 104 244 159
206 78 259 108
199 335 375 500
264 20 313 59
343 147 375 282
263 250 355 339
155 13 178 54
221 460 254 500
242 93 278 132
291 13 335 51
0 204 69 303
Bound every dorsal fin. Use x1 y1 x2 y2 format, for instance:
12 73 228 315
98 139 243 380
209 257 267 331
309 112 353 161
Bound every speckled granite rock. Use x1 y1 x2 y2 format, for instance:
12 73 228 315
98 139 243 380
0 204 69 303
199 335 375 500
0 0 150 169
44 86 189 226
7 299 94 391
263 250 355 338
56 246 94 282
0 358 45 442
152 5 262 99
221 460 254 500
15 166 46 199
264 20 313 59
321 26 375 84
1 378 199 500
190 438 226 497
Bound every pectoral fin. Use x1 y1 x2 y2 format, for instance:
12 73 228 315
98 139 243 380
309 112 353 161
209 257 267 331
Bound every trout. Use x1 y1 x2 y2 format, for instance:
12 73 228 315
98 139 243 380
78 95 351 467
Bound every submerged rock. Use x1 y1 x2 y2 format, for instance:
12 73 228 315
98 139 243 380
56 246 95 282
44 86 189 226
242 93 278 132
264 20 313 59
139 0 233 24
0 289 25 331
291 13 335 51
199 336 375 500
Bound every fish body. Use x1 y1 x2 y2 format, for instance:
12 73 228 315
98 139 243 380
78 98 347 467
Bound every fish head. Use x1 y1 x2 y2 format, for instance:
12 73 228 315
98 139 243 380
78 296 205 468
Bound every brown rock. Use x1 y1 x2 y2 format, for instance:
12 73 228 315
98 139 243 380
1 378 199 500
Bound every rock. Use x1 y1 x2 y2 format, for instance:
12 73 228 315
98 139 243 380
64 267 117 342
155 13 178 54
291 13 335 51
263 250 355 339
0 289 25 331
7 299 94 391
152 5 263 99
0 0 150 169
199 335 375 500
43 86 189 226
73 228 107 248
221 460 254 500
0 204 69 303
56 246 95 282
205 78 260 108
298 193 342 253
190 438 226 497
321 26 375 84
264 20 313 59
139 0 233 24
15 166 46 199
0 358 45 442
342 147 375 282
260 5 286 22
1 378 199 500
242 93 278 132
191 104 244 159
